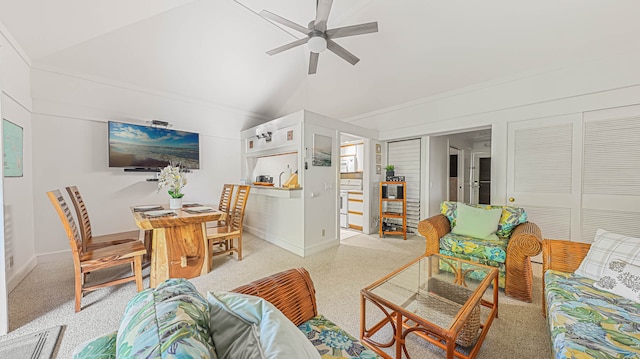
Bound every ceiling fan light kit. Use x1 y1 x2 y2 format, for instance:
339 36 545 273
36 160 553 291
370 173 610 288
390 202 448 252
307 35 327 53
260 0 378 74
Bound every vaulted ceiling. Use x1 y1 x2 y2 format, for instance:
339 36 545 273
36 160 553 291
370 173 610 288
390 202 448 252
1 0 639 125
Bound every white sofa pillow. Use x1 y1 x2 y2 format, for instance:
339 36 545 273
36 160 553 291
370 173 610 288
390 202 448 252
594 258 640 303
575 229 640 281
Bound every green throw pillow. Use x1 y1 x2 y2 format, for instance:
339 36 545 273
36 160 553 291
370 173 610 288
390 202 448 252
451 203 502 241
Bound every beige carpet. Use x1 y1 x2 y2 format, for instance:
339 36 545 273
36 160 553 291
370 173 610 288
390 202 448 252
3 232 551 358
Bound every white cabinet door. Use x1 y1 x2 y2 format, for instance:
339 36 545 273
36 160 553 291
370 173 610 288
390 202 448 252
356 143 364 172
506 114 583 244
581 105 640 242
348 192 364 230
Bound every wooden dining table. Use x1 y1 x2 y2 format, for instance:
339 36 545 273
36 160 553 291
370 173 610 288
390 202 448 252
131 204 226 287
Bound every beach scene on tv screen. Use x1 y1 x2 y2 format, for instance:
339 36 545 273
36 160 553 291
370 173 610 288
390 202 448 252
109 122 199 169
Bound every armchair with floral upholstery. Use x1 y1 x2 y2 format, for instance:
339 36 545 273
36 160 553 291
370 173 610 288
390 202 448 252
417 201 543 302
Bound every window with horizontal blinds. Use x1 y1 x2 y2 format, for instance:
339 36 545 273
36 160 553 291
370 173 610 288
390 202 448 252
387 139 421 233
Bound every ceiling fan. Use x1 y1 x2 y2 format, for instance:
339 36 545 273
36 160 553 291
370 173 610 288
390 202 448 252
260 0 378 74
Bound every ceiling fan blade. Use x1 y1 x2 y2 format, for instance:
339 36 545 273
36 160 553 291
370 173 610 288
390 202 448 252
309 52 319 74
326 22 378 39
314 0 333 32
260 10 309 35
266 38 309 56
326 39 359 65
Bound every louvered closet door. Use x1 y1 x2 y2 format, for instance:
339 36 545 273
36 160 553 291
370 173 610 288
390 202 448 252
582 105 640 243
388 139 421 233
507 114 583 253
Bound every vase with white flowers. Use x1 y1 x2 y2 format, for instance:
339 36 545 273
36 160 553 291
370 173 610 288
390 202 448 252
157 162 187 209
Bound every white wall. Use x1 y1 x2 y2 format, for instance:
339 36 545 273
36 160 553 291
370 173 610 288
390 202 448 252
31 68 262 257
0 22 33 333
354 47 640 205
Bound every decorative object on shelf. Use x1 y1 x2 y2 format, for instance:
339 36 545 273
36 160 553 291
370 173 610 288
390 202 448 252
157 162 187 209
312 134 332 167
388 176 405 182
385 164 395 179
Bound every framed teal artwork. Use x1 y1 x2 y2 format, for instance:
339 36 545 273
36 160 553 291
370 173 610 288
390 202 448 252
3 119 23 177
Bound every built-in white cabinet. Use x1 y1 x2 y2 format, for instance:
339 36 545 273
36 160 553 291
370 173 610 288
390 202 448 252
340 142 364 173
347 191 364 230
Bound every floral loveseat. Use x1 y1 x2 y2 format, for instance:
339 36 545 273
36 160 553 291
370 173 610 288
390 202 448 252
543 233 640 358
417 201 542 302
72 268 379 359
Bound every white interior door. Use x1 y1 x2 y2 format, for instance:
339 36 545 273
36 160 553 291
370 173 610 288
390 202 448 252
471 151 490 204
507 114 583 253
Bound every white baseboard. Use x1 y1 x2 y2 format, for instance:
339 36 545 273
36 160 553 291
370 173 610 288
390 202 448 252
244 226 339 257
7 257 37 293
303 239 339 256
244 225 305 257
36 249 71 263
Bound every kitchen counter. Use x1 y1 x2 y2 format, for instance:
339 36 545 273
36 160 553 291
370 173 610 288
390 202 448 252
251 185 303 198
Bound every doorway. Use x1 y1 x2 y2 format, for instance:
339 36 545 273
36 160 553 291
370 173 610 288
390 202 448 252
472 152 491 204
429 128 492 213
339 132 365 239
448 147 464 202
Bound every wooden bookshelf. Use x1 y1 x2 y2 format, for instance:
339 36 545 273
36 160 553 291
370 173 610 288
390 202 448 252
379 181 407 239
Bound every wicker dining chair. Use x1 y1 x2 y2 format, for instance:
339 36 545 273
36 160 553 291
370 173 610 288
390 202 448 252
66 186 141 252
206 185 250 265
47 190 146 312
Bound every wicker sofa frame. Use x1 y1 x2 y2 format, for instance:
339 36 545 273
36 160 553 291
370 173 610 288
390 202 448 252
231 267 318 326
418 214 542 302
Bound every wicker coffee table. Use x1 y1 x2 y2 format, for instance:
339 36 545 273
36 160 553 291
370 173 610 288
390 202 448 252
360 254 498 359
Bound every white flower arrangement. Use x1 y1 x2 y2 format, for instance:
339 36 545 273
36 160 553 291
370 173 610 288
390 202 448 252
157 162 187 198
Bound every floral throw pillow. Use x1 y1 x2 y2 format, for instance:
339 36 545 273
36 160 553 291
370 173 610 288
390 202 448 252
594 259 640 303
495 206 527 238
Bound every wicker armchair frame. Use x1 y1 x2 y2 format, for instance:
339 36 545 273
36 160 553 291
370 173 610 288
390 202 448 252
231 267 318 326
541 239 591 316
418 214 542 302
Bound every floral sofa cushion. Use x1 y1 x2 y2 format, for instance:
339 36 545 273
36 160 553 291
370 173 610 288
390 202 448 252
439 232 508 288
116 278 217 359
440 201 527 238
299 315 380 359
440 232 508 263
545 270 640 359
72 331 117 359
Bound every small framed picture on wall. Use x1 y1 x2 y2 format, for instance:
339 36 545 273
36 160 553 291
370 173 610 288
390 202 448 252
376 143 381 154
376 165 381 174
376 154 381 164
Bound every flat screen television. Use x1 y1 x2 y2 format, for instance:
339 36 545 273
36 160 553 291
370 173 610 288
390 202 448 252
108 121 200 169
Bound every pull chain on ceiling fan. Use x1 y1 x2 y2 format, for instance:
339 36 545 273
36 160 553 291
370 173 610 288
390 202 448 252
260 0 378 74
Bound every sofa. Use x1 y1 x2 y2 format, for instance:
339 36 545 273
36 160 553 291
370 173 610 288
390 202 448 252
417 201 542 302
72 267 380 359
543 236 640 358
